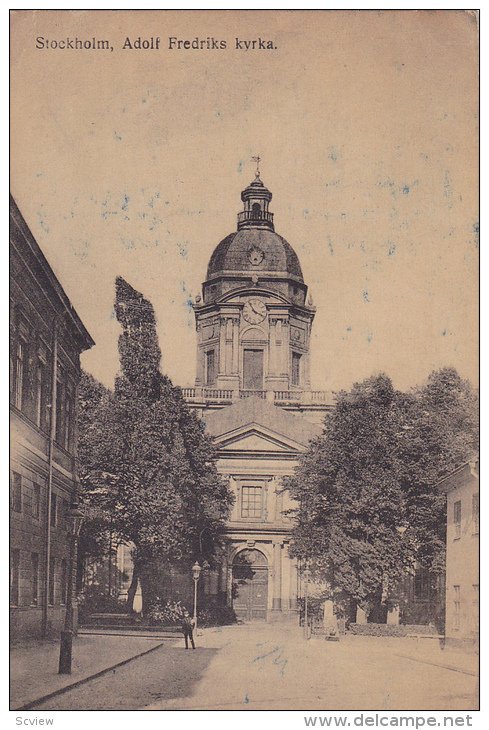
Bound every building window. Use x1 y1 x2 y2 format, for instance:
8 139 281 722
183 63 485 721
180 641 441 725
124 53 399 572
55 369 65 446
453 500 461 540
10 549 20 605
31 553 39 606
64 382 74 450
35 343 50 431
32 483 41 520
48 556 56 605
50 493 57 527
472 493 479 535
36 344 51 431
414 566 431 600
241 486 263 519
243 349 264 390
11 472 22 513
453 585 460 630
14 335 26 410
60 559 68 604
292 352 301 386
205 350 215 386
472 584 479 635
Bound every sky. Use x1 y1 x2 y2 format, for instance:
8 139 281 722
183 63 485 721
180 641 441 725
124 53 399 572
10 9 478 393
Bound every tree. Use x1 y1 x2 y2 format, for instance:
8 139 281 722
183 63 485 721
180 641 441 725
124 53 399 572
78 277 233 612
286 368 478 621
287 374 411 619
77 372 116 590
396 368 478 575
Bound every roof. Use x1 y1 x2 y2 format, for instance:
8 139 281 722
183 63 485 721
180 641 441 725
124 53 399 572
203 396 322 447
437 459 479 494
206 229 304 280
10 195 95 351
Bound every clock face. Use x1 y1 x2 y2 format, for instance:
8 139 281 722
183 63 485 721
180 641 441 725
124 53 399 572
248 246 264 266
243 298 267 324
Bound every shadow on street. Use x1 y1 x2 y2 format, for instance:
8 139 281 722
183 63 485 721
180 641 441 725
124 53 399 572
35 645 219 711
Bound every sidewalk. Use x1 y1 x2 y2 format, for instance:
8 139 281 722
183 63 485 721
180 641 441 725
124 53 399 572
10 632 172 710
391 637 479 676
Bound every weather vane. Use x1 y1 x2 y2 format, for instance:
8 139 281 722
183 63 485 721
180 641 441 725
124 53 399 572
251 155 261 178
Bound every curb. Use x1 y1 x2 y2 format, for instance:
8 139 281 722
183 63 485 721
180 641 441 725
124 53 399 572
78 629 181 641
13 640 168 711
395 653 478 677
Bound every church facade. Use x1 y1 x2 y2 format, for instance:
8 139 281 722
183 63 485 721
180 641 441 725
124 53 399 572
183 170 332 621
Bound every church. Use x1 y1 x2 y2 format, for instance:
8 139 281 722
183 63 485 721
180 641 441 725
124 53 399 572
182 165 332 621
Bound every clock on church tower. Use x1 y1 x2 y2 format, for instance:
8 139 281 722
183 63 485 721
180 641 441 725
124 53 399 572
193 164 315 395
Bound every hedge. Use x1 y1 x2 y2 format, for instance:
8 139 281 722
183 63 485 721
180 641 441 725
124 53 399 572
348 623 438 637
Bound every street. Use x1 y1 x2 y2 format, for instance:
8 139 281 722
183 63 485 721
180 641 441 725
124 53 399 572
33 624 478 711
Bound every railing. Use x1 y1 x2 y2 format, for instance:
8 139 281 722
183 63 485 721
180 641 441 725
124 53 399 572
182 388 332 406
274 391 300 402
181 387 196 399
239 390 266 399
310 391 329 402
203 388 234 400
237 210 274 226
181 387 233 401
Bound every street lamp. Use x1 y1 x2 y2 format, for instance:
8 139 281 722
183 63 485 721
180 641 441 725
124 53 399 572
192 561 202 632
58 497 84 674
303 566 311 640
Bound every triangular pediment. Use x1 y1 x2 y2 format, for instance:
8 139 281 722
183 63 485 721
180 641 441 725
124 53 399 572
216 422 305 453
204 395 322 448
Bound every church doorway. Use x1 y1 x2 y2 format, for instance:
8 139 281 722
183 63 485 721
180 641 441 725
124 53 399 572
232 549 268 621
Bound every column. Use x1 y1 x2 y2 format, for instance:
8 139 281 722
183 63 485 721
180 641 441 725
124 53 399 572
275 319 282 376
282 542 292 611
387 605 400 625
232 317 239 375
289 555 298 610
323 599 336 632
225 317 233 374
282 319 289 377
272 540 282 610
269 318 277 375
274 484 284 522
219 317 226 374
356 605 368 624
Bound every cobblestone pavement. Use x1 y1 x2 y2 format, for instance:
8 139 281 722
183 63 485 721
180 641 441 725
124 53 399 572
34 624 478 711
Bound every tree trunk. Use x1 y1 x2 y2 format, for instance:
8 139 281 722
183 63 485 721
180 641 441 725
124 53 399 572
126 563 139 614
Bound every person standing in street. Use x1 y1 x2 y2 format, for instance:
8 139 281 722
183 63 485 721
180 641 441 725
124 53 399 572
181 609 196 649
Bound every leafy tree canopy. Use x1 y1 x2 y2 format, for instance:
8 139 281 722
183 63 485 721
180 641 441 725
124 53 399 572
78 277 233 610
286 369 478 613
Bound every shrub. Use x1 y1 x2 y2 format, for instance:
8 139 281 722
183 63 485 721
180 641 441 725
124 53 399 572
146 596 237 628
146 598 187 625
297 596 324 626
348 623 438 637
198 599 237 627
78 587 127 622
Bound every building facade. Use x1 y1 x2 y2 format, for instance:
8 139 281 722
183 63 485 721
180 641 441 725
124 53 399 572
183 172 331 621
10 197 94 639
438 460 479 645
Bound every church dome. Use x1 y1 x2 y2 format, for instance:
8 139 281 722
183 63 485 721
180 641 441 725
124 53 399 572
206 167 304 282
207 228 304 281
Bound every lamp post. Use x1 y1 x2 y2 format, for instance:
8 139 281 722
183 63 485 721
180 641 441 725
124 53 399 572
192 561 202 632
303 566 311 640
58 497 84 674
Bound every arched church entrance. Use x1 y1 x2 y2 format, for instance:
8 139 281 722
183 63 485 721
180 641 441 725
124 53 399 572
232 549 269 622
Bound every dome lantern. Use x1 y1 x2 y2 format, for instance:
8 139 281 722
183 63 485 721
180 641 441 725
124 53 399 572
237 157 274 231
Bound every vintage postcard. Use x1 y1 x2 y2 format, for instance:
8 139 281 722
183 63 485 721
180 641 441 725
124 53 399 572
10 9 479 717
